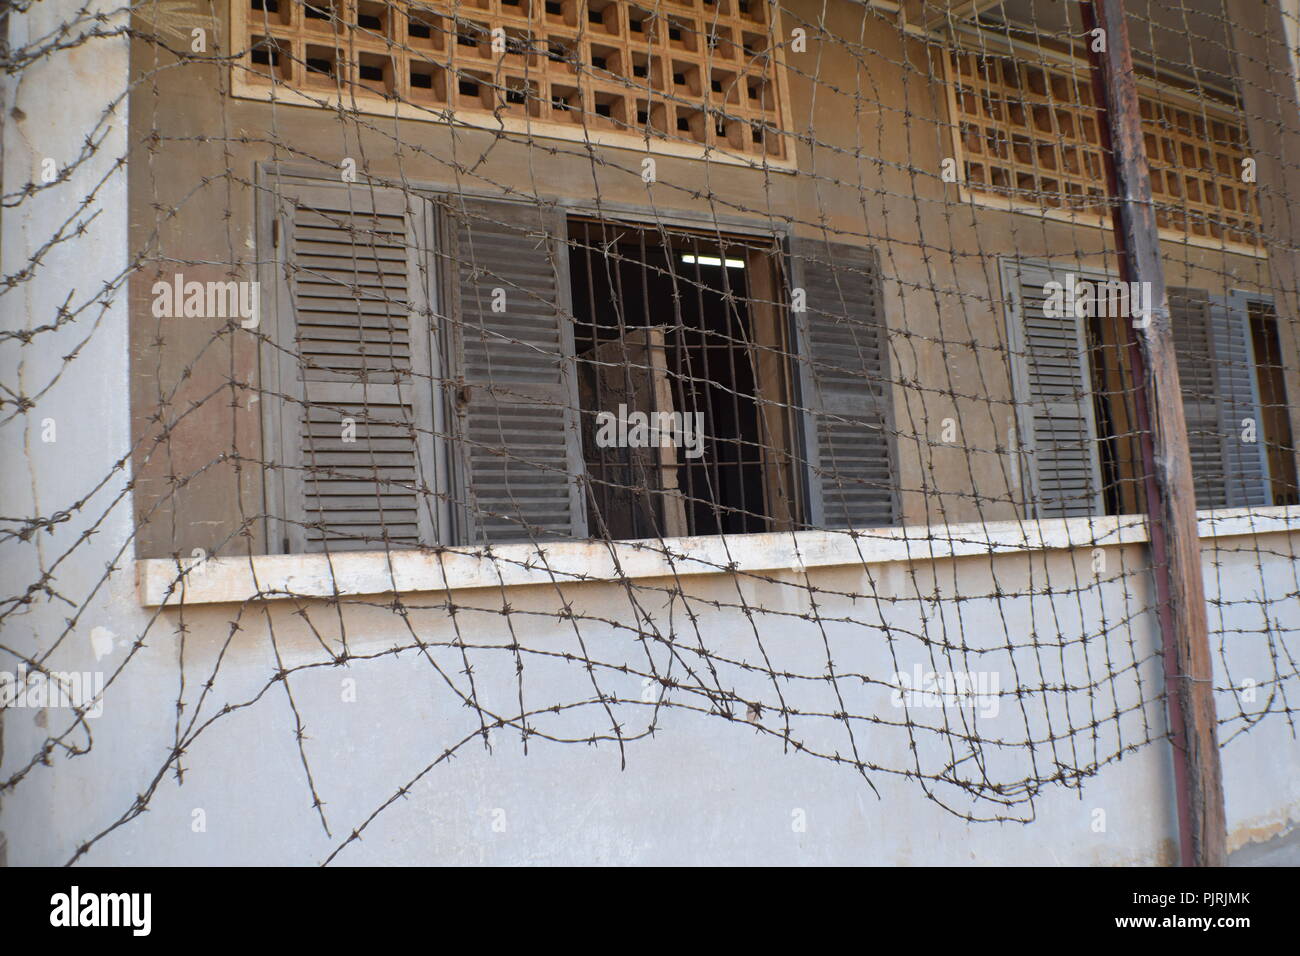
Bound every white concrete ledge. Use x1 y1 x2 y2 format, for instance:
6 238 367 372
136 506 1300 607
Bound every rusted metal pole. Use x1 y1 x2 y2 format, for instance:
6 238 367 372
1082 0 1228 866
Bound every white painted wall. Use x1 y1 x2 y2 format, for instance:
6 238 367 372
0 0 135 865
6 506 1300 864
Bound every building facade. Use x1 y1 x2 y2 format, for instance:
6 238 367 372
1 0 1298 865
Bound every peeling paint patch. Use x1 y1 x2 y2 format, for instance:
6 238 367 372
1230 825 1300 866
1228 812 1299 864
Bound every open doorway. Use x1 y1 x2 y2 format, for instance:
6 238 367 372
1250 299 1299 506
567 218 800 540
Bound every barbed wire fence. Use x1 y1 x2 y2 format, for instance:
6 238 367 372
1 0 1298 865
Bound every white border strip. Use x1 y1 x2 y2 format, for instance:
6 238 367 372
137 506 1300 606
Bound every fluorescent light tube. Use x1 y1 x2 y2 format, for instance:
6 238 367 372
681 254 745 269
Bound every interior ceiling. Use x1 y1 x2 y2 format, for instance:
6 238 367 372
980 0 1237 94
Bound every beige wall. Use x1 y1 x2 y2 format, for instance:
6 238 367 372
127 0 1292 558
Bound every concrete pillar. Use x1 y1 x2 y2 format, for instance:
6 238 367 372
0 0 133 863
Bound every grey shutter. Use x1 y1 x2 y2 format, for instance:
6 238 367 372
443 197 586 544
264 179 441 553
1169 288 1270 508
1215 292 1270 507
1168 290 1225 509
792 238 896 528
1003 261 1104 518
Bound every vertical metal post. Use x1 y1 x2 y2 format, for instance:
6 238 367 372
1083 0 1228 866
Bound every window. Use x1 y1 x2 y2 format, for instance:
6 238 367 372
236 0 792 162
1247 299 1299 506
1002 259 1282 518
791 239 896 529
567 219 798 538
1167 289 1270 510
950 49 1262 249
443 195 588 544
1002 260 1106 518
259 179 446 553
259 178 898 552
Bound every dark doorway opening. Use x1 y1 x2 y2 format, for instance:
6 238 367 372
1250 300 1299 506
567 219 798 539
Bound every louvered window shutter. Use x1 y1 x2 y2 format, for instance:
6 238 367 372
792 238 896 528
1216 293 1270 507
442 197 586 544
1169 288 1270 508
264 180 441 553
1003 261 1104 518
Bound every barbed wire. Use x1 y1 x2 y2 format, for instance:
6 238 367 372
1 0 1297 865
